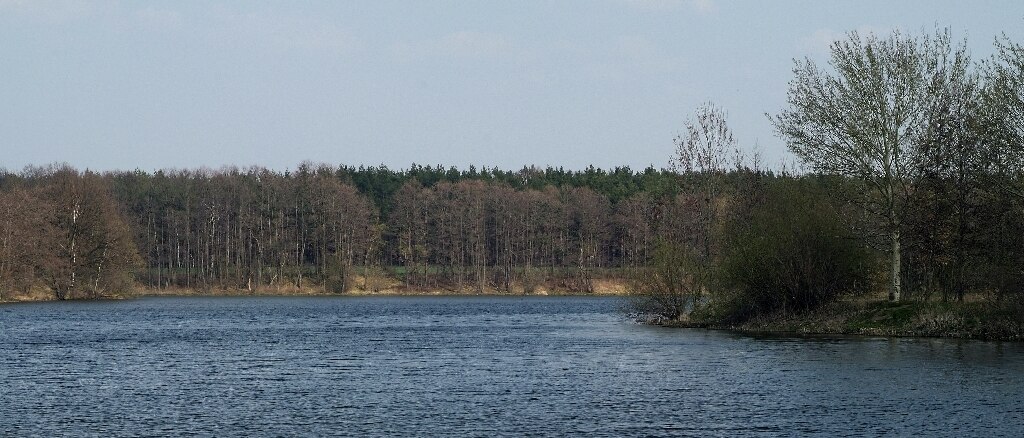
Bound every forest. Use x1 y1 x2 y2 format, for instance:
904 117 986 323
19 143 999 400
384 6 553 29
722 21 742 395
1 28 1022 335
0 163 693 299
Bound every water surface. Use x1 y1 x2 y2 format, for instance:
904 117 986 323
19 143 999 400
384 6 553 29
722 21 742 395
1 296 1022 436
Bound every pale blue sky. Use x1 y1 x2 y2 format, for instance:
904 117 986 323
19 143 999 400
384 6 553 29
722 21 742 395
1 0 1022 172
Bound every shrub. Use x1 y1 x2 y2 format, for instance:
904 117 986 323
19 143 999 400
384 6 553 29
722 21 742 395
629 240 711 322
713 180 874 323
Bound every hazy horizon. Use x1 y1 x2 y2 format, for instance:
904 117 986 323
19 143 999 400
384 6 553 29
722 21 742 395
2 0 1022 172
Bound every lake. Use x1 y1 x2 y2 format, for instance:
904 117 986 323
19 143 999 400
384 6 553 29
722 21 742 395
1 296 1022 436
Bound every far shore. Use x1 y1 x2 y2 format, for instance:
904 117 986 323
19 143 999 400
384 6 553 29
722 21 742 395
0 278 632 304
5 288 1021 342
134 276 631 298
134 285 629 298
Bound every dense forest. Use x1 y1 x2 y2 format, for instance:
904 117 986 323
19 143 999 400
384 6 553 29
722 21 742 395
1 28 1023 337
0 163 697 299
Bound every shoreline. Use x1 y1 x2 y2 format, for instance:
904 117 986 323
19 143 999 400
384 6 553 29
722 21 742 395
133 280 630 298
0 281 631 304
662 299 1024 342
6 290 1021 342
135 289 629 298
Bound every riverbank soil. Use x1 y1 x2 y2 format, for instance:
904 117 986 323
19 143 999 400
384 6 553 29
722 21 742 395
0 277 631 303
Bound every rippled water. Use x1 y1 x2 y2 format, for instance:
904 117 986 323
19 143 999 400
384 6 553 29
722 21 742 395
1 296 1022 436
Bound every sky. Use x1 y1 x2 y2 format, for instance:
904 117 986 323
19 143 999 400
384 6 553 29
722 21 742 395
1 0 1022 172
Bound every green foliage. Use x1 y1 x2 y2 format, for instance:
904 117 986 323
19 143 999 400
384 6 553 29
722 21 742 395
334 163 681 213
773 28 975 302
713 179 874 323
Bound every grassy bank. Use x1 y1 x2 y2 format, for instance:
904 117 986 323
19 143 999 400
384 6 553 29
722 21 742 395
0 288 136 303
668 297 1024 341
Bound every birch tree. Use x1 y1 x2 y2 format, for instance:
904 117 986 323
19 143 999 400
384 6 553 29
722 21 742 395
670 102 735 308
984 36 1024 196
773 28 964 301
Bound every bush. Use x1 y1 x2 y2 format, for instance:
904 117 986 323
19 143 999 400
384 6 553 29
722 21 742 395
712 179 874 324
629 240 710 322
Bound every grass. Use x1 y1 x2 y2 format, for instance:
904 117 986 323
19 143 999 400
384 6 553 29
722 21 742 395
670 294 1024 341
846 301 920 330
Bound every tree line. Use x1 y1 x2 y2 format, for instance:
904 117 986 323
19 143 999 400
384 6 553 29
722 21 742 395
0 163 706 298
1 27 1021 323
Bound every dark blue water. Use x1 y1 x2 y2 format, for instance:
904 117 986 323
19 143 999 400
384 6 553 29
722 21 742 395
1 296 1022 436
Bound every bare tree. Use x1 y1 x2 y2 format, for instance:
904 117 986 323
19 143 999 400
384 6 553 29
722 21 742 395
672 102 734 175
389 179 430 289
38 168 140 299
664 102 736 310
0 187 49 300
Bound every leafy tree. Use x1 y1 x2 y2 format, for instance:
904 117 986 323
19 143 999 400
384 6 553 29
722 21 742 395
773 28 966 301
973 36 1024 300
904 40 986 301
984 35 1024 198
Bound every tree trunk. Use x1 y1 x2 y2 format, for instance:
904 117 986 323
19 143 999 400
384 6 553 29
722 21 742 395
890 228 901 301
